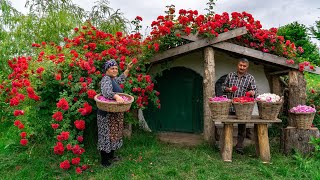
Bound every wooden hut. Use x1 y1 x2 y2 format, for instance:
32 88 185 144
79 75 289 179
143 27 320 145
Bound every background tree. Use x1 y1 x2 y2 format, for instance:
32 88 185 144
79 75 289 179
310 19 320 40
277 21 320 66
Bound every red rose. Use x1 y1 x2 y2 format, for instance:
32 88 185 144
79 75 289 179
76 167 82 174
74 120 86 130
18 123 24 129
72 157 81 165
77 136 84 143
231 86 238 92
60 160 70 170
51 124 59 129
13 110 24 116
52 111 63 121
54 142 64 155
56 98 69 111
20 139 28 146
20 132 27 139
14 120 21 126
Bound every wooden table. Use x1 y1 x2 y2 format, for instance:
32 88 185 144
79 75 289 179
213 115 282 163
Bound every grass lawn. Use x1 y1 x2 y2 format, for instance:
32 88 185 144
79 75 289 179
0 128 319 180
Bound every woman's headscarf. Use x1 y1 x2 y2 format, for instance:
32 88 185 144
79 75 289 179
102 59 118 72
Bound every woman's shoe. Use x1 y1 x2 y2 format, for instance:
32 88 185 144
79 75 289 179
100 151 112 167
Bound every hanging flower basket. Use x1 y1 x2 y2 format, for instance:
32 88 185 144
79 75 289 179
209 96 231 120
289 105 316 129
233 97 255 120
256 94 283 120
94 93 134 113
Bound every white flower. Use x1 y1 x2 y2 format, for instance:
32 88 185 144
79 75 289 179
256 93 281 103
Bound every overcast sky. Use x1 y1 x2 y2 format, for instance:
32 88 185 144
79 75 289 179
11 0 320 44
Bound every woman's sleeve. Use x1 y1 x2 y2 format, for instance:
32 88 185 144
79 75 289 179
101 76 116 99
115 73 126 84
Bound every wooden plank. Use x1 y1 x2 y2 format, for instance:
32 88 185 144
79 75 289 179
181 27 247 42
268 70 290 75
203 47 216 144
213 115 282 123
180 31 200 41
211 42 320 75
150 27 247 62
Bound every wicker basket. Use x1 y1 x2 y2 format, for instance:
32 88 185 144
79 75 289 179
290 112 315 129
233 101 255 120
257 98 283 120
209 100 231 120
94 93 134 113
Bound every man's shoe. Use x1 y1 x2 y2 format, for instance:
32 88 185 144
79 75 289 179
111 156 121 162
235 149 244 155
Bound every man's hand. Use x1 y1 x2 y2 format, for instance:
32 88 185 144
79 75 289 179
246 90 255 97
231 86 238 92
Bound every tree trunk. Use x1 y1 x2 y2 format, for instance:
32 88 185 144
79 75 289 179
203 47 215 145
281 127 320 155
271 76 282 96
288 70 306 127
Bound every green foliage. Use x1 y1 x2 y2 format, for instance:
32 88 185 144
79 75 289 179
277 22 320 66
309 136 320 159
305 72 320 128
310 19 320 40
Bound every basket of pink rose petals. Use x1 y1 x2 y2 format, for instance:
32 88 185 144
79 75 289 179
208 96 231 120
94 93 134 112
289 105 316 129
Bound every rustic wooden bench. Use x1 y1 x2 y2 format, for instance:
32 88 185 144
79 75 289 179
213 115 282 163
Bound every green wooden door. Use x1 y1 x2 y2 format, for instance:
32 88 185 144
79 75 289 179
144 67 203 133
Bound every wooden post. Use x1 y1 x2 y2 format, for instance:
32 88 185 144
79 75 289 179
254 124 260 156
271 76 282 96
282 127 320 155
221 124 233 162
288 70 307 127
203 47 215 145
257 124 270 163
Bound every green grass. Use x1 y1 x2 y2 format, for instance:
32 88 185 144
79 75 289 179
0 129 320 180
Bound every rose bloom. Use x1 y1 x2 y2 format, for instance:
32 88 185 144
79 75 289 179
76 167 82 174
20 139 28 146
60 160 70 170
77 136 84 143
72 157 81 165
51 124 59 129
20 132 27 138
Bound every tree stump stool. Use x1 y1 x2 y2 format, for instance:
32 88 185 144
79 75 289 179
281 127 320 155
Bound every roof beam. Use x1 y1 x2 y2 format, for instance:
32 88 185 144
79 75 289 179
150 27 247 63
211 42 320 75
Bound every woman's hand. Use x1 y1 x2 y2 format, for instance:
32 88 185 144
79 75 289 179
124 62 133 77
126 62 133 71
114 94 125 103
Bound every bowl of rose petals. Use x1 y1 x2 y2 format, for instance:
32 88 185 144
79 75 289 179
232 96 255 120
94 93 134 112
256 93 283 120
208 96 231 119
289 105 316 129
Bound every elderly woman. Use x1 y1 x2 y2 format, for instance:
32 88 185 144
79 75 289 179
97 59 132 167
